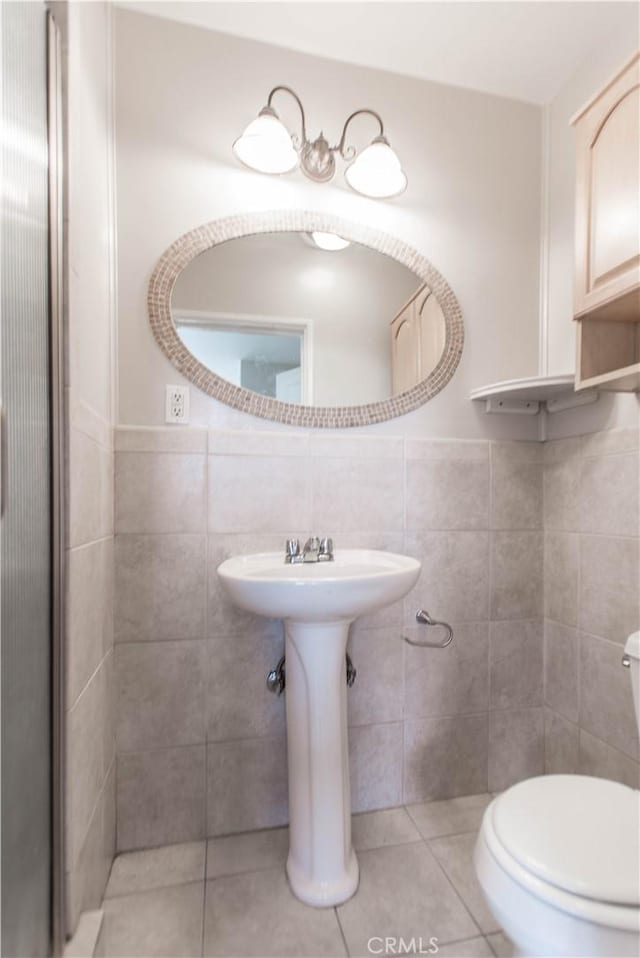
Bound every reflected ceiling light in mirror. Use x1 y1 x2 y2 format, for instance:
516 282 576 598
233 86 407 199
309 231 351 252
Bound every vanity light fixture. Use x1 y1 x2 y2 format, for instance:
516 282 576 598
233 86 407 199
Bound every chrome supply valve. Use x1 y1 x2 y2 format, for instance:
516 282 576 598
267 652 356 694
266 656 286 695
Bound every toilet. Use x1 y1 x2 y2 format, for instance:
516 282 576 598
474 631 640 957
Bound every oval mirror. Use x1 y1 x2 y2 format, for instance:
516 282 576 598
149 212 463 427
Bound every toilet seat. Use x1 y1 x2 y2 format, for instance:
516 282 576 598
482 775 640 932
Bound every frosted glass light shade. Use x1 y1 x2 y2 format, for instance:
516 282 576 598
345 136 407 199
233 107 298 175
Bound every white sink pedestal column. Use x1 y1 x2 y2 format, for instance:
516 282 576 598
284 619 359 907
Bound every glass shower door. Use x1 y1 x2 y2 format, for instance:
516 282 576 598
1 3 55 954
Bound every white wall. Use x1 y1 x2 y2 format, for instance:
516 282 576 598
542 8 640 438
115 8 542 438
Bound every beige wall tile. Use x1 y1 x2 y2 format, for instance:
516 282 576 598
207 737 288 836
115 452 206 533
66 763 115 933
404 532 490 624
116 641 206 752
578 730 640 789
405 439 489 461
347 627 404 727
544 622 579 722
581 428 639 458
491 443 542 531
579 632 639 760
207 534 290 639
68 427 114 548
208 455 310 533
349 722 404 813
579 535 640 645
580 453 639 537
310 434 403 460
117 746 206 851
115 534 206 642
543 437 582 463
488 708 544 792
115 426 207 454
543 454 580 532
311 457 404 533
211 430 309 457
67 537 114 707
404 622 489 719
491 532 543 620
404 714 488 803
544 532 579 627
544 709 579 775
206 629 286 742
406 459 489 530
489 620 543 709
66 653 114 868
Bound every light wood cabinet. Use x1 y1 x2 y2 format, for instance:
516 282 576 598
573 52 640 390
391 285 446 394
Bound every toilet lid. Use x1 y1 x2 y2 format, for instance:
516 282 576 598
492 775 640 906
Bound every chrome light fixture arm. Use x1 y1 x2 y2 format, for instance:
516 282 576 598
266 85 309 149
334 108 385 161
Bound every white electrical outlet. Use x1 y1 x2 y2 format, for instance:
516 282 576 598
165 385 190 424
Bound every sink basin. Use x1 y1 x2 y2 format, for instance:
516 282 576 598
217 548 421 622
217 547 421 908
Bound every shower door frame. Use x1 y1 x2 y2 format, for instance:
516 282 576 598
47 10 66 955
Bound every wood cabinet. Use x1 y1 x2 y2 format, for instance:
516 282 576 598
391 285 446 394
573 52 640 390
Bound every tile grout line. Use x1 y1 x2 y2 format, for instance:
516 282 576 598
334 904 351 958
419 836 486 942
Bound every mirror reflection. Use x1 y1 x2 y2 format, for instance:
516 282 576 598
171 231 446 406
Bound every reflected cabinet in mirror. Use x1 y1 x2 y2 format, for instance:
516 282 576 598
149 212 464 427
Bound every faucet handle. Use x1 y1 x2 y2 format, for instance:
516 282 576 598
303 536 320 552
319 537 333 557
285 538 300 558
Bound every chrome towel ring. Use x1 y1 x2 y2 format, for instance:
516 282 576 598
403 609 454 648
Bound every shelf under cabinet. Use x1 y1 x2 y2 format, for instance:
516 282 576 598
469 375 597 415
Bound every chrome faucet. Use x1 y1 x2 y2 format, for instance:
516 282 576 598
285 536 334 563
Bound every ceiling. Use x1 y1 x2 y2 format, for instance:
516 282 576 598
117 1 637 104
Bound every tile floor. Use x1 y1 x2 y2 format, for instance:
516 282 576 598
97 794 513 958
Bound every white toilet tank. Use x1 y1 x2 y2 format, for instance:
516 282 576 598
624 631 640 734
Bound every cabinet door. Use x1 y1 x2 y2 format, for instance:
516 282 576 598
417 290 446 377
573 54 640 319
391 303 420 394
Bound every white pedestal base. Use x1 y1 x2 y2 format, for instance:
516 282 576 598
284 619 359 907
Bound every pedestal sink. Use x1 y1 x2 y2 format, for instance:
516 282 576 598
217 548 421 907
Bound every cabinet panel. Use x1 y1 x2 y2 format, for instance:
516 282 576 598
418 291 446 379
391 306 420 395
573 52 640 392
590 86 640 291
